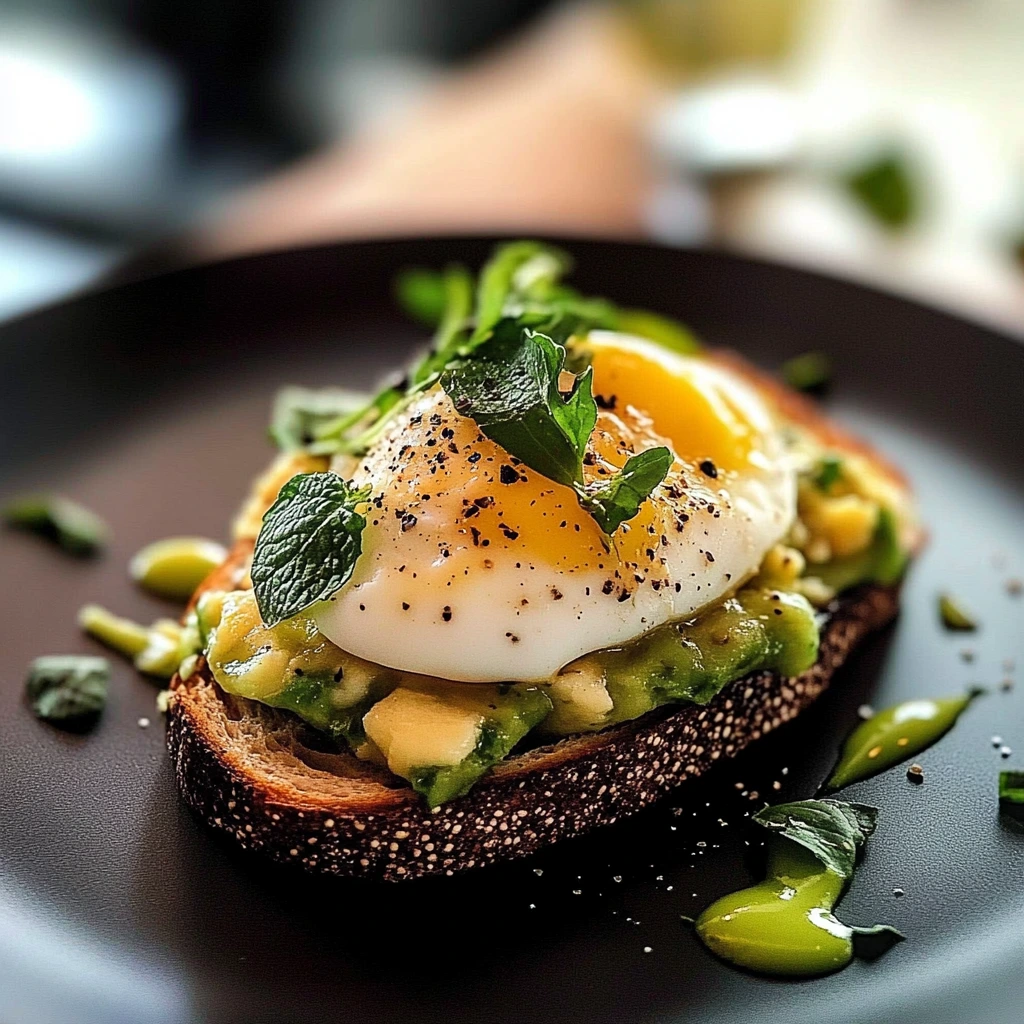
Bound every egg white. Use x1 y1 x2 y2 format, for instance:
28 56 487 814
315 335 797 682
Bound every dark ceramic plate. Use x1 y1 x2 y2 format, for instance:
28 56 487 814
1 239 1022 1024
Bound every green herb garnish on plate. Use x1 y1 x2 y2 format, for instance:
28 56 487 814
3 494 108 555
27 655 109 727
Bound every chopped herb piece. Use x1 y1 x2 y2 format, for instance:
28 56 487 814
938 593 977 631
269 386 369 451
752 798 877 881
781 351 832 394
26 655 109 726
999 770 1024 819
251 472 370 626
3 494 107 555
580 447 674 534
844 150 917 230
814 456 843 493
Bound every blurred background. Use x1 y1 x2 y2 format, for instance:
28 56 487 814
1 0 1024 332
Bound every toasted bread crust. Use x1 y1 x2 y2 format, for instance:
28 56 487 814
168 539 901 880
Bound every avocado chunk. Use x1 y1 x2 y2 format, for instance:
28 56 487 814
204 589 400 745
364 681 553 807
812 507 906 592
542 586 820 736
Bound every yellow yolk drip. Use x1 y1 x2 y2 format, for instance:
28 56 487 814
587 343 761 474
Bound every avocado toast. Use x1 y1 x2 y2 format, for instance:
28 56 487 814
167 243 920 880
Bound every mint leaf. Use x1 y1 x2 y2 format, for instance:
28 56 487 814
4 494 108 555
443 323 670 533
442 322 593 488
269 386 369 452
579 447 674 534
251 473 370 626
753 798 878 881
27 655 109 726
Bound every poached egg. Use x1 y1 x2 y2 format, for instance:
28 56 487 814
315 333 796 681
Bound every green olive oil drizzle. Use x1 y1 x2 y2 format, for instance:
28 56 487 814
823 689 983 793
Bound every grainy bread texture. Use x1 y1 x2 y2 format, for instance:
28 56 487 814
167 540 901 881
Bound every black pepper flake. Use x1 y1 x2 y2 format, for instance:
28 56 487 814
470 527 481 546
401 513 418 532
602 580 615 595
442 606 453 622
617 591 631 602
551 588 563 601
359 604 365 611
429 413 442 426
506 632 520 643
699 459 718 479
499 464 520 484
474 496 495 508
464 505 479 518
402 602 410 611
467 452 481 464
500 525 520 541
706 551 715 563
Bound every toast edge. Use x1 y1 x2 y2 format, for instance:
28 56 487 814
167 582 900 882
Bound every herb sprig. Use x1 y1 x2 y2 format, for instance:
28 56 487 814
254 242 694 620
441 323 673 534
252 473 370 625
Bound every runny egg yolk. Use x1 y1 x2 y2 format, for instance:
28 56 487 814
585 331 767 475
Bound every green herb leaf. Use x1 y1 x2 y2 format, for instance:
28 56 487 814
938 593 977 631
579 447 674 534
269 386 369 451
443 323 670 532
410 264 474 386
468 241 559 350
848 923 906 960
3 494 108 555
999 770 1024 819
781 351 832 394
753 798 878 881
395 268 448 326
251 473 370 626
844 150 917 231
27 655 109 726
442 322 593 488
814 455 843 493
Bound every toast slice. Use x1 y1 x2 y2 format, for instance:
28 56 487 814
168 538 902 881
